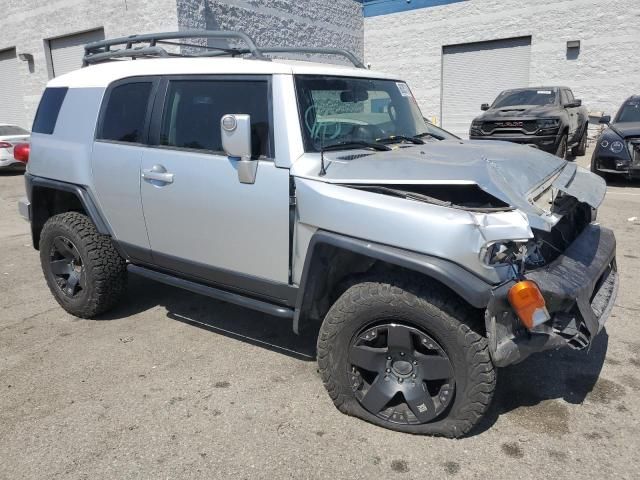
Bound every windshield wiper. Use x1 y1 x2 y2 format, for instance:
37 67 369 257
375 135 425 145
322 141 392 152
318 141 391 177
414 131 446 141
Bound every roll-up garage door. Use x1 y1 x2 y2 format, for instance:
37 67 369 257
0 48 26 126
441 37 531 138
49 28 105 77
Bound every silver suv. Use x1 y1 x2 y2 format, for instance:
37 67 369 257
19 31 618 437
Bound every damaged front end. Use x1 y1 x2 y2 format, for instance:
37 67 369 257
484 165 618 367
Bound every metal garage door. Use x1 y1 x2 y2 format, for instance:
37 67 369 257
49 28 104 77
441 37 531 138
0 48 25 126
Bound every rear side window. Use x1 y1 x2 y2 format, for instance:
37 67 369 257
32 87 68 134
98 82 152 143
159 80 272 158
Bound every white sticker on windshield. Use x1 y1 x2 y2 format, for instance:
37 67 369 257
537 90 552 94
397 82 412 97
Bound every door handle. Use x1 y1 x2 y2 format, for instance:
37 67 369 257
142 165 174 184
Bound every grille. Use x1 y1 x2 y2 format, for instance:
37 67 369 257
336 153 374 161
481 120 538 134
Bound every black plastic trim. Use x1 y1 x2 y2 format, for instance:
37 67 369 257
128 265 294 319
28 174 112 236
116 240 153 264
148 250 298 307
293 230 493 333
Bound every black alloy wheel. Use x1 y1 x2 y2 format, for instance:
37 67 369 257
348 323 455 425
49 235 86 297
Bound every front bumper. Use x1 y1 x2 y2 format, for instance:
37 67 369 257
470 134 559 153
18 197 31 222
0 157 26 170
486 224 618 367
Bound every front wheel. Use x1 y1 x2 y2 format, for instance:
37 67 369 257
556 133 568 159
317 276 496 437
572 127 588 157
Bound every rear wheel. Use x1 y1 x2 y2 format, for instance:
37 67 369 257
40 212 127 318
317 276 496 437
572 127 588 157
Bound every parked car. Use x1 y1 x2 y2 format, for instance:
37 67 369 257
591 95 640 179
469 87 588 159
19 30 618 437
0 124 30 171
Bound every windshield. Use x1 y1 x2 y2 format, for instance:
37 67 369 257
0 125 29 136
492 89 557 108
295 75 450 151
615 99 640 123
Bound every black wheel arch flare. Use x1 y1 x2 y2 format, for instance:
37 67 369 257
293 230 493 334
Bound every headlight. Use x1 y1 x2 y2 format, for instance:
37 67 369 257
537 118 560 129
480 240 528 266
610 140 624 154
600 139 610 148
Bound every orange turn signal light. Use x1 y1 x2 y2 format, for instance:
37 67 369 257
507 280 550 330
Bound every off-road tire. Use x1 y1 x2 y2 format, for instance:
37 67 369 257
317 275 496 438
40 212 127 318
572 127 588 157
556 133 568 159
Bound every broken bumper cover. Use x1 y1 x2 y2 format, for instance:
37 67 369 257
486 224 618 367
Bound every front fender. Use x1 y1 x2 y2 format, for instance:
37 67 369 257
293 230 493 334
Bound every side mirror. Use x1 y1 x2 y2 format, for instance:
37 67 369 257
573 99 582 107
599 115 611 125
221 114 257 184
481 103 490 111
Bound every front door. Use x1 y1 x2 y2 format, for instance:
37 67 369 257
139 76 291 300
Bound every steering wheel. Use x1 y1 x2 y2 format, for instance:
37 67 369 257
353 124 385 142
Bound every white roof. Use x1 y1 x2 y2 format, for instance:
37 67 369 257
47 57 398 88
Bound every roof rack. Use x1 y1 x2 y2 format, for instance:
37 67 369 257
82 30 366 69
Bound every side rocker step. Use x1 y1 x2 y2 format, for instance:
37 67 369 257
127 264 295 319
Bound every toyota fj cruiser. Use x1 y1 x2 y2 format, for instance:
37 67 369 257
19 31 618 437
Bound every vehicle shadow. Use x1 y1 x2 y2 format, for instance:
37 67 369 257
471 330 608 436
102 274 609 433
0 170 26 176
99 273 318 361
605 177 640 188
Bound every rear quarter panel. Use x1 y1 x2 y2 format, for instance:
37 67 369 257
28 87 104 187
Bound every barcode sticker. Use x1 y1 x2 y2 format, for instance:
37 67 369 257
397 82 412 97
537 90 552 94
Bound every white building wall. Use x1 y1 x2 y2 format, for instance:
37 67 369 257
364 0 640 125
1 0 363 127
1 0 180 126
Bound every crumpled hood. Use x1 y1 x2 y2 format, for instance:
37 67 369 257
476 104 560 120
292 140 606 231
611 122 640 139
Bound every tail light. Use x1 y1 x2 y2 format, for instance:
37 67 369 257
0 141 12 149
507 280 550 330
13 143 30 163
